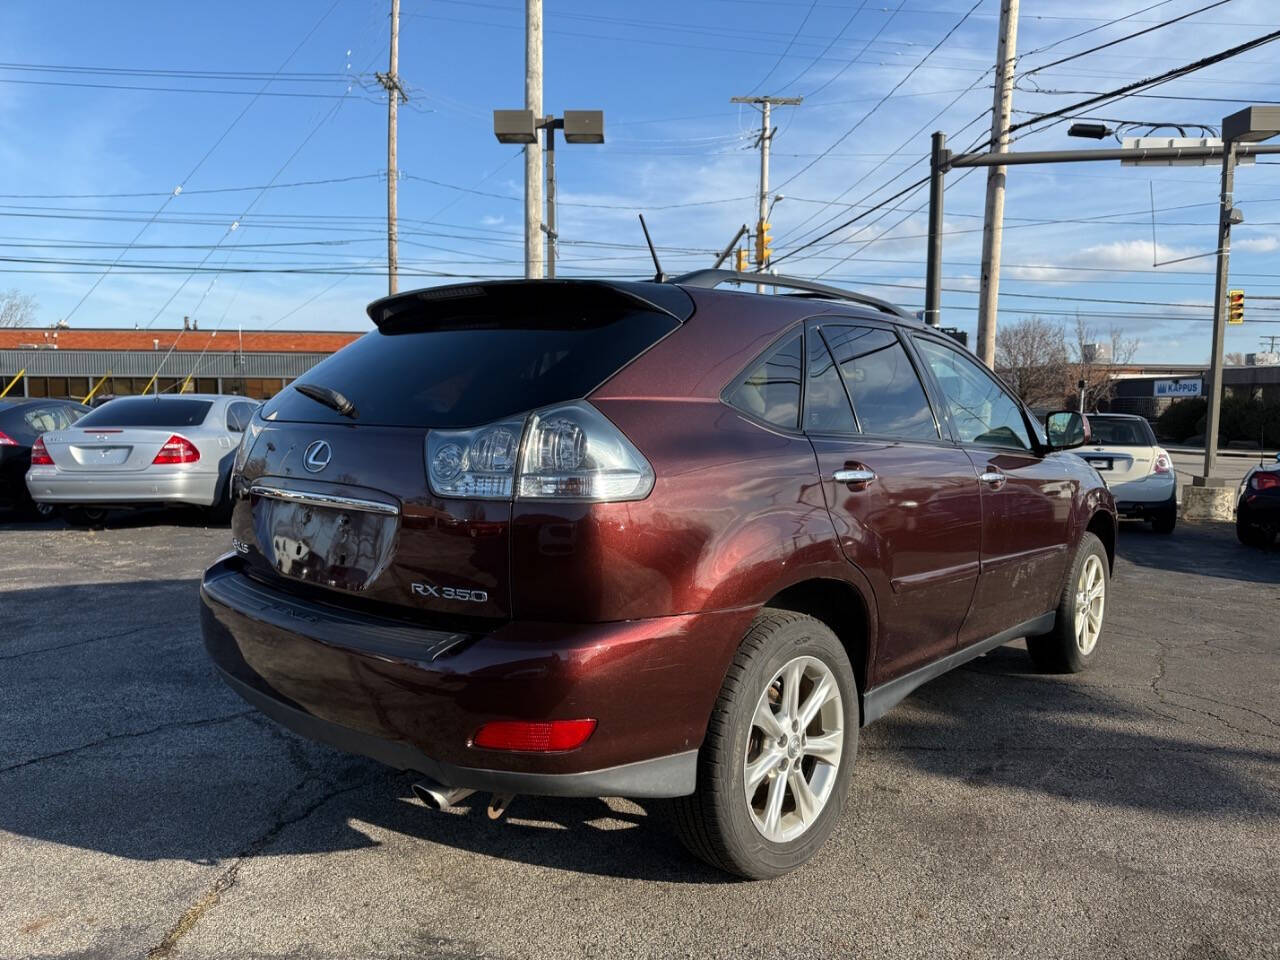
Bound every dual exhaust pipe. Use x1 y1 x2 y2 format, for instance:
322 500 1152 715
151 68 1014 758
412 779 513 820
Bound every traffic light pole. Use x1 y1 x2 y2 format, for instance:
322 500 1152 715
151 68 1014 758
1198 139 1237 487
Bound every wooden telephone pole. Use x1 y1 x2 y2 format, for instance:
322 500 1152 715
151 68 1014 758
377 0 406 295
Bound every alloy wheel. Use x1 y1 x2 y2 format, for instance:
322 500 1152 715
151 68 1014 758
1074 553 1105 655
743 655 844 843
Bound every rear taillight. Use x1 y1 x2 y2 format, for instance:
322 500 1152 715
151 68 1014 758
0 430 17 446
29 436 52 465
1252 471 1280 491
152 434 200 465
471 719 597 752
426 400 654 503
1151 449 1172 475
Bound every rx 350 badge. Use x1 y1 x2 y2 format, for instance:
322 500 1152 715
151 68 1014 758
411 582 489 603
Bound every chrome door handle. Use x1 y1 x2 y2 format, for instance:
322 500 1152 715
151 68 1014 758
979 471 1006 489
833 468 876 484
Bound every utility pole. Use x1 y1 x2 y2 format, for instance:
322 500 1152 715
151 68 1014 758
731 95 801 292
376 0 405 296
1199 139 1237 485
525 0 544 278
975 0 1019 368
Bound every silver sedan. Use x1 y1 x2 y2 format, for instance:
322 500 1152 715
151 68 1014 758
26 394 259 524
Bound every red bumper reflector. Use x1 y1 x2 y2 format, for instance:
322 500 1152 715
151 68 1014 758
472 719 597 752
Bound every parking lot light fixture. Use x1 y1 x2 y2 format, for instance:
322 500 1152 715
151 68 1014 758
492 108 606 277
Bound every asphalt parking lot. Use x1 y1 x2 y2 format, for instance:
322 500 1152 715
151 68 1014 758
2 513 1277 960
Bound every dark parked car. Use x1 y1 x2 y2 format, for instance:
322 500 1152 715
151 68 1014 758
1236 453 1280 547
201 273 1115 878
0 398 89 517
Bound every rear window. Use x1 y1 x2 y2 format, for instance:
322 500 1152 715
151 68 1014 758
1089 417 1155 446
263 308 678 428
77 397 213 428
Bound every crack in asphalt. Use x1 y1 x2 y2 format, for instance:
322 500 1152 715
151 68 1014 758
0 709 256 775
147 770 391 959
0 623 156 661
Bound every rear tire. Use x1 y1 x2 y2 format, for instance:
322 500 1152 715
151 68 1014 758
669 610 858 879
62 507 108 529
1237 506 1274 547
1150 507 1176 535
1027 531 1109 673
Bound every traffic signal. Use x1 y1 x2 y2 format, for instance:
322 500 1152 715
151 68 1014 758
735 248 748 273
756 220 773 265
1228 289 1245 324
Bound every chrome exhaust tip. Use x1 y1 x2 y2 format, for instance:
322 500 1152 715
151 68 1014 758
412 779 474 811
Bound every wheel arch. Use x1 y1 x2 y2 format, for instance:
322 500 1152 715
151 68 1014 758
763 577 873 723
1086 509 1116 571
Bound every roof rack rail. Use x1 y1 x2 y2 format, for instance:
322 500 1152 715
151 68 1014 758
672 269 913 320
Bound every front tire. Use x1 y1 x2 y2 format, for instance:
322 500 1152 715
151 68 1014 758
670 610 858 879
1027 531 1109 673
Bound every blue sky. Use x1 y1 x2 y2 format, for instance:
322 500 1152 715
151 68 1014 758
2 0 1279 362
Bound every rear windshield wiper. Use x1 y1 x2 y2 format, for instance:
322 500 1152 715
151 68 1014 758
293 382 358 419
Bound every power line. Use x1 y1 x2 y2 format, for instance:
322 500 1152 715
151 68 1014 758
772 0 983 195
1018 0 1236 79
1007 27 1280 142
57 0 345 326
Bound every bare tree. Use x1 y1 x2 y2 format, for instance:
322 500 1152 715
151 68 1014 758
995 316 1069 405
0 289 37 328
1071 315 1140 411
1225 352 1246 366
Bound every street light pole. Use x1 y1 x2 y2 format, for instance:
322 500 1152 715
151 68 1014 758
544 116 558 278
925 131 948 328
524 0 543 279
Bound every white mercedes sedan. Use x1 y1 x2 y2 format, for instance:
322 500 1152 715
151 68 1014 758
25 393 259 526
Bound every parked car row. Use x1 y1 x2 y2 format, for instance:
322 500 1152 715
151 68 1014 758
2 393 258 525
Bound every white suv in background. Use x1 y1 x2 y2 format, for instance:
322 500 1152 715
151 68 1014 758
1073 413 1177 534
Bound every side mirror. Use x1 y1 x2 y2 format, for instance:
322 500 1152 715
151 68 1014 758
1046 410 1090 450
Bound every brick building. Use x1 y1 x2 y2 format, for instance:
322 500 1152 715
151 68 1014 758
0 326 363 401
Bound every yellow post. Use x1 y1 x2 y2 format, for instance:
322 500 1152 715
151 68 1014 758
82 371 112 405
0 368 25 399
180 372 194 394
139 371 160 396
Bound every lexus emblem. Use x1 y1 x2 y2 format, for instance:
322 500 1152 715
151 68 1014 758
303 440 332 473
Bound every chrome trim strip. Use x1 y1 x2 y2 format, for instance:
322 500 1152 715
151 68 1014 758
248 483 400 516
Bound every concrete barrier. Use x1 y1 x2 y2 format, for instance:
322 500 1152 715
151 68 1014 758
1182 484 1236 521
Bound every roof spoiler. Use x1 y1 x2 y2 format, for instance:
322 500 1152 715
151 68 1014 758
366 279 695 331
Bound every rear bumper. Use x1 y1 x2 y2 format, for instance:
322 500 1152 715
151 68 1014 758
26 467 219 507
1108 473 1177 512
200 556 754 797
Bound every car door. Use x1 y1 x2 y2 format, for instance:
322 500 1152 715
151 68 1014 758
911 335 1074 646
805 320 983 684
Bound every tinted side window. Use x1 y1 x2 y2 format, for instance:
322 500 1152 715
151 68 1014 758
804 329 856 434
914 337 1031 451
823 325 938 440
725 330 803 430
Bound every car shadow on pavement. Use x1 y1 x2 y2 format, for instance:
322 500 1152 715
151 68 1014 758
1116 520 1279 580
3 578 1277 883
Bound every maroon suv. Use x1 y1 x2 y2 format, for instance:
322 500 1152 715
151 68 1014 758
201 272 1115 878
